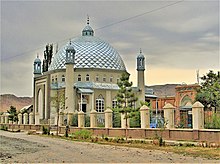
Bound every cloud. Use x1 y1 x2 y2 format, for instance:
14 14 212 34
1 0 219 96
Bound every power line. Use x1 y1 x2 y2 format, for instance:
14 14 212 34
2 0 185 61
95 0 185 31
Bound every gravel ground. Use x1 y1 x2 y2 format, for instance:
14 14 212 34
0 130 219 163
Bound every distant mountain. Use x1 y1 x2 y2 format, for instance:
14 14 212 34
147 84 180 97
0 84 179 113
0 94 32 113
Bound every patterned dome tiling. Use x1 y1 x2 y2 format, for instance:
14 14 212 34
49 36 126 71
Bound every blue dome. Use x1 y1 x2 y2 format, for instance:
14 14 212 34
49 22 126 71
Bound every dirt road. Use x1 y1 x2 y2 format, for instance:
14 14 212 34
0 130 219 163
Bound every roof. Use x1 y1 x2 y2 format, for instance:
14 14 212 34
48 23 126 71
77 88 94 94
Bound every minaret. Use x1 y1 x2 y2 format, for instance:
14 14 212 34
33 54 42 77
137 49 145 106
64 41 76 125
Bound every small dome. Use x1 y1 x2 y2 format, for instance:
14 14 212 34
66 41 75 51
137 49 145 59
82 17 94 36
34 55 41 63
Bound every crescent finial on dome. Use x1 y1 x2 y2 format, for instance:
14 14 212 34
87 15 90 25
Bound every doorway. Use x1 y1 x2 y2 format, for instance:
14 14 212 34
82 104 87 113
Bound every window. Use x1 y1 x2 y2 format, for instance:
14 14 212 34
112 99 118 108
86 74 90 81
96 95 104 112
96 75 99 82
110 76 113 83
117 78 120 84
78 74 81 81
103 75 106 82
62 75 65 82
55 76 57 82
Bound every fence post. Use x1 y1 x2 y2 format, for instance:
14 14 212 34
192 101 204 130
140 105 150 128
163 103 175 129
29 112 34 124
18 113 22 124
121 113 130 128
35 112 40 125
90 110 97 128
78 111 85 128
105 108 113 128
59 112 64 126
23 113 28 125
5 113 9 124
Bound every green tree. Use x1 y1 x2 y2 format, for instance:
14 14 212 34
195 70 220 111
115 73 138 140
7 106 18 132
51 88 65 135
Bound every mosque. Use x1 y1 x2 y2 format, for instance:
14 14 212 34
33 18 146 125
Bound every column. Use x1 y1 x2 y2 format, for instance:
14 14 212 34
90 110 97 128
78 111 85 128
105 108 113 128
121 113 130 128
2 115 5 124
0 115 2 123
5 114 9 124
29 112 34 124
23 113 28 125
35 112 40 125
140 105 150 128
18 113 22 125
163 103 175 129
67 113 73 126
192 101 204 130
59 112 64 126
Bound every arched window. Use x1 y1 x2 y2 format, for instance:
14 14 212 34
110 76 113 83
103 75 106 82
78 74 81 81
117 78 120 84
62 75 65 82
96 75 99 82
55 76 58 82
96 95 104 112
86 74 90 81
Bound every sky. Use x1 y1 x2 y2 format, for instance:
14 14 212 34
1 0 219 97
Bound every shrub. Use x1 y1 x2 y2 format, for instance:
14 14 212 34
0 125 8 131
42 126 49 135
72 129 92 140
71 114 78 127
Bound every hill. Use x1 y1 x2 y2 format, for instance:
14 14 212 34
0 84 179 113
0 94 32 113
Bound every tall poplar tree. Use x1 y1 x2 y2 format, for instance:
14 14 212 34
116 73 138 140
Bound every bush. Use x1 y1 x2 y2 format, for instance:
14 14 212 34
42 126 49 135
85 115 90 127
72 129 92 140
71 114 78 127
0 125 8 131
205 113 220 129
